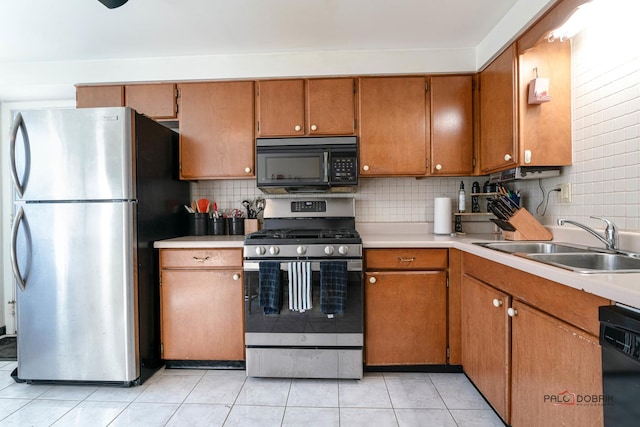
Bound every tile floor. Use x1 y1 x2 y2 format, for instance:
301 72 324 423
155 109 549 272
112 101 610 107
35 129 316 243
0 360 505 426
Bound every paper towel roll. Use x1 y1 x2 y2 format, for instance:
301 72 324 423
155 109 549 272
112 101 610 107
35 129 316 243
434 197 452 235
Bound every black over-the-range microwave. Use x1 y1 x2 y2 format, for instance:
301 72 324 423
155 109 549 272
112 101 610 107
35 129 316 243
255 136 358 194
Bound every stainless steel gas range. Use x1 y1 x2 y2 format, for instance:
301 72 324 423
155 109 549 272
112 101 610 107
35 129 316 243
243 198 363 379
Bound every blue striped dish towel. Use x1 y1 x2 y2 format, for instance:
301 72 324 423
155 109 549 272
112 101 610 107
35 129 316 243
259 262 281 314
320 261 348 315
288 262 312 312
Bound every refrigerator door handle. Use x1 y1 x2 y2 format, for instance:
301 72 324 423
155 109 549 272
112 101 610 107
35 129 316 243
10 206 27 292
10 112 28 199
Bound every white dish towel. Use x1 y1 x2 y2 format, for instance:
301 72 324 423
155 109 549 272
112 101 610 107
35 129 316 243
288 261 312 312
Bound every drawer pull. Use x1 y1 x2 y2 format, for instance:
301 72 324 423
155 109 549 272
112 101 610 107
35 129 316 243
192 256 210 263
398 257 415 262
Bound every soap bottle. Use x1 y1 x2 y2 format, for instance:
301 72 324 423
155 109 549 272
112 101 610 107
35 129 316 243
458 181 466 213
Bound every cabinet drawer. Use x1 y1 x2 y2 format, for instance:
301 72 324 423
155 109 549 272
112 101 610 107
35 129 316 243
160 248 242 269
365 249 448 270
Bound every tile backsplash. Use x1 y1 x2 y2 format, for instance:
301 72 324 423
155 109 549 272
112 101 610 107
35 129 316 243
193 10 640 233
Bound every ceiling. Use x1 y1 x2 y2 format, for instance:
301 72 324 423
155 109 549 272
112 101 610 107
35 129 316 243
1 0 523 63
0 0 555 101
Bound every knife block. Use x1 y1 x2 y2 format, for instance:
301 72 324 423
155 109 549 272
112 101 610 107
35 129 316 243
502 208 553 241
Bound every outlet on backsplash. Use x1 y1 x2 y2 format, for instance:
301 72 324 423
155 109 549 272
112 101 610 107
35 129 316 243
558 183 572 203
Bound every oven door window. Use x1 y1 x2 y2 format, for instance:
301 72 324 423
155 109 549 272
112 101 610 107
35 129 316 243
245 268 363 334
257 150 327 186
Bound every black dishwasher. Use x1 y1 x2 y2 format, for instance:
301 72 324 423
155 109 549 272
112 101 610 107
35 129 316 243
599 305 640 427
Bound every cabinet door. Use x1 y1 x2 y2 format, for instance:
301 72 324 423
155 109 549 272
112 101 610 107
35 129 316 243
461 275 511 422
161 269 244 360
358 77 428 176
306 78 356 135
511 301 603 427
76 85 124 108
479 44 518 174
430 76 474 175
125 83 177 119
256 79 305 137
178 81 255 179
365 271 447 365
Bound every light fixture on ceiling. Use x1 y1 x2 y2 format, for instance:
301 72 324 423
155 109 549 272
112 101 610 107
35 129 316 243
98 0 129 9
546 0 598 42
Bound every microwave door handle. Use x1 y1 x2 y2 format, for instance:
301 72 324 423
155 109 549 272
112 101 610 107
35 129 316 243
324 152 329 183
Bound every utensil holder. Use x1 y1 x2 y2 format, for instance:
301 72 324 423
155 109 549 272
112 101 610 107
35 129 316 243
229 217 245 235
189 213 208 236
209 217 227 235
501 208 553 241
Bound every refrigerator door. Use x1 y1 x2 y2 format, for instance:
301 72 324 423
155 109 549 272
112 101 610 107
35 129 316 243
12 201 139 383
10 107 135 202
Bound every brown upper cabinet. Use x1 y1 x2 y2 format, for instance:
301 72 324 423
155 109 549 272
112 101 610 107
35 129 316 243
76 83 177 120
430 75 475 175
256 78 356 137
479 0 578 174
178 81 255 179
76 85 124 108
358 76 429 176
124 84 177 119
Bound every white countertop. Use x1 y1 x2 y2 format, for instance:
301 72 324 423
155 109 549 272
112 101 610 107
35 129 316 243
154 235 245 248
154 223 640 309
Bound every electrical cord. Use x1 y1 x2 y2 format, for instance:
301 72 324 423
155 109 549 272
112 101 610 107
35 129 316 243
536 179 561 217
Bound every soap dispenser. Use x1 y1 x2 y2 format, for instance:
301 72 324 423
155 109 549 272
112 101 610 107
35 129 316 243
458 181 466 213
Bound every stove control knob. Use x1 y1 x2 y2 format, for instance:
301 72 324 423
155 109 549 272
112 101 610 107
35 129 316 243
324 245 335 255
297 246 307 255
338 245 349 255
255 246 266 256
269 246 280 255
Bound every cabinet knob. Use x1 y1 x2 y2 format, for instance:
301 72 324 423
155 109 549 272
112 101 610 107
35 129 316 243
507 307 518 317
244 167 252 174
233 273 240 281
369 276 377 284
492 298 503 308
504 154 512 161
311 124 318 131
435 164 442 171
363 165 370 171
294 125 302 132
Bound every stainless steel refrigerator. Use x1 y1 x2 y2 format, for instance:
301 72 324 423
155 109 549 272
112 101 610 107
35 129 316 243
9 107 189 385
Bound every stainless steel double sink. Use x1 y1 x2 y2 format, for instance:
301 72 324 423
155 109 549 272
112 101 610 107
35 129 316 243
474 241 640 274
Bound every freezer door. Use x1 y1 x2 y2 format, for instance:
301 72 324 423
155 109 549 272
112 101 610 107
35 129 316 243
12 201 139 383
10 107 135 202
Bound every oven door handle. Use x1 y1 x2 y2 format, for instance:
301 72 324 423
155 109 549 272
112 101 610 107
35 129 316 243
244 260 362 272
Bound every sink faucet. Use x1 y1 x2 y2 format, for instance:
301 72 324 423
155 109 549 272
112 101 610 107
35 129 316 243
557 216 619 250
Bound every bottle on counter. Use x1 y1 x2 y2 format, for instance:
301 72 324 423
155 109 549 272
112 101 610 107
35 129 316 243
458 181 466 213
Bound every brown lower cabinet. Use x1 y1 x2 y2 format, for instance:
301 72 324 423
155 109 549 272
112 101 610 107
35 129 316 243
461 252 607 427
364 249 448 366
159 248 244 361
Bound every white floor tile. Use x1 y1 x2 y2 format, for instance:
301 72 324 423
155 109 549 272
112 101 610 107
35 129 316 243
395 408 458 427
183 375 245 405
224 405 285 427
235 377 291 406
339 407 398 426
134 375 201 404
429 373 491 410
108 402 179 427
338 376 393 408
287 379 339 407
385 378 447 409
0 399 76 427
50 400 128 427
164 403 230 427
282 407 339 426
449 409 506 427
0 368 506 426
